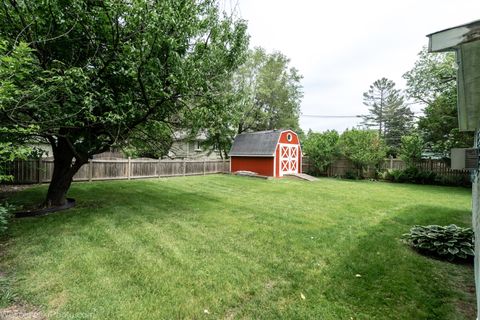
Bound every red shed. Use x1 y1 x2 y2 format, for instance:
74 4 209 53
229 130 302 177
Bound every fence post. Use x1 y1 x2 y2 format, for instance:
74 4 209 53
37 158 42 184
203 160 206 175
389 155 393 170
89 159 93 182
183 159 186 176
158 158 161 178
127 157 131 180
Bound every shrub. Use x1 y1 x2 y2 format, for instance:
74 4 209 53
382 169 406 182
403 167 437 184
303 130 340 176
338 129 386 173
403 224 474 261
344 170 360 180
382 167 438 185
399 134 424 167
434 174 470 187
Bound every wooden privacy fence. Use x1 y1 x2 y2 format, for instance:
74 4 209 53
7 157 471 184
302 157 471 181
7 158 230 184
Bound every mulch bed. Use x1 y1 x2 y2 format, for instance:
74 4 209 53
14 198 76 218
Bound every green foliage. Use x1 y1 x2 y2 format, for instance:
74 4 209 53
403 224 474 261
382 167 469 187
399 133 424 167
302 130 339 175
383 167 436 185
0 141 32 182
194 47 303 157
403 48 457 105
381 169 403 182
417 91 473 157
362 78 414 152
235 47 303 133
339 129 386 175
0 41 37 181
122 121 173 159
0 0 249 204
255 49 303 131
344 170 361 180
404 48 473 158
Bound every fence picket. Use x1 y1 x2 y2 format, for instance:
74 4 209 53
6 157 471 185
301 157 470 183
7 158 230 184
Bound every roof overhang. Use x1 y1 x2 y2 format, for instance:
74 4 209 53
428 19 480 52
427 20 480 131
228 154 274 157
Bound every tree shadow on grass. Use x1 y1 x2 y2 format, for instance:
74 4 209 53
320 205 474 320
6 180 222 244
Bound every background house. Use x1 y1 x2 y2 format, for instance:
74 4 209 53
31 131 223 160
167 131 221 160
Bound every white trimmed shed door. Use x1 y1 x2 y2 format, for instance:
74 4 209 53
279 144 299 176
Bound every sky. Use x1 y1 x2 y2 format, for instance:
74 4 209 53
225 0 480 133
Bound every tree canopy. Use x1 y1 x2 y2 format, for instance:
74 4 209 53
403 48 473 157
192 47 303 158
398 133 424 167
339 129 386 175
0 0 248 205
403 48 457 105
302 130 339 175
362 78 414 153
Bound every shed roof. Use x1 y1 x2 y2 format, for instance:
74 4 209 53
229 130 283 156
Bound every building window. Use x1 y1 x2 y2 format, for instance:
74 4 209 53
287 133 292 142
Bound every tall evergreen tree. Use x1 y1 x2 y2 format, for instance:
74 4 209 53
362 78 414 151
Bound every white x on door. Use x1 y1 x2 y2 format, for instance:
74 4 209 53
279 144 298 176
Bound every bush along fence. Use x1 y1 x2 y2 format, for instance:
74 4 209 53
6 158 230 184
302 157 471 186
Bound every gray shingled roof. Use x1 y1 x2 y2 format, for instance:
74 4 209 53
229 130 282 156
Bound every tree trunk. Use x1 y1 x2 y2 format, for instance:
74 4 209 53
237 122 244 134
45 138 85 207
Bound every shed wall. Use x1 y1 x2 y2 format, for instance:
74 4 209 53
231 157 274 176
278 130 300 144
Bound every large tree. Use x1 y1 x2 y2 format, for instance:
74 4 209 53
362 78 414 152
338 129 386 177
0 0 248 206
403 48 473 157
211 47 303 135
194 47 303 157
302 130 339 175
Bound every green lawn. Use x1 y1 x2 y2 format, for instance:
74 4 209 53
1 175 475 319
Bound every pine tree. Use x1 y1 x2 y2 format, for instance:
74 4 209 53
362 78 414 151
